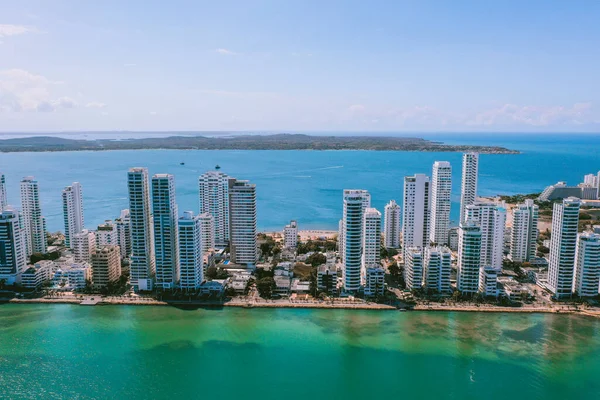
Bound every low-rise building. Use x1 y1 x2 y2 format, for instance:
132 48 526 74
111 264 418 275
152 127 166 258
283 220 298 248
274 275 291 296
478 266 498 297
21 260 54 289
291 278 310 294
364 267 385 297
317 265 338 295
199 279 226 296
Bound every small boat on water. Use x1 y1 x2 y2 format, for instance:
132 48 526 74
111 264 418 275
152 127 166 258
180 162 185 165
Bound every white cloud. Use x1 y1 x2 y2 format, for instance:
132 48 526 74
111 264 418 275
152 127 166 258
467 103 596 127
0 24 37 38
85 102 107 109
0 69 77 112
215 48 238 55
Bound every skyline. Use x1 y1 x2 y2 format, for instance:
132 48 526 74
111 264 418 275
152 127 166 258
1 1 599 132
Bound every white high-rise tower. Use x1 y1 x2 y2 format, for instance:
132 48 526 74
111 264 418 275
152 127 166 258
465 201 506 272
342 190 369 292
228 179 257 266
383 200 401 249
0 207 27 284
128 168 155 291
459 153 479 224
152 174 180 289
339 190 370 263
430 161 452 245
0 173 7 212
510 199 539 262
457 221 482 294
199 170 231 248
548 197 580 299
362 207 381 270
62 182 84 248
178 211 204 290
574 233 600 298
20 176 46 256
402 174 430 251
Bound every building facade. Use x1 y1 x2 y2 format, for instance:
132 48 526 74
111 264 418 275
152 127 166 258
548 197 580 299
96 220 118 247
402 174 430 252
342 189 369 292
457 221 482 294
198 170 231 247
0 173 7 212
115 209 131 259
405 247 423 291
429 161 452 245
465 201 506 272
0 207 27 284
20 176 46 256
573 233 600 297
228 179 257 266
72 229 96 264
62 182 84 248
423 246 452 293
383 200 401 249
283 220 298 248
152 174 180 289
91 245 122 289
362 208 381 272
459 153 479 224
178 211 204 290
510 199 539 262
198 212 215 252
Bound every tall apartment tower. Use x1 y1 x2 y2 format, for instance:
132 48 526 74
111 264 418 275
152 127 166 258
342 190 369 292
0 173 7 212
424 246 452 294
548 197 581 299
405 247 423 290
91 245 122 289
402 174 430 251
510 199 539 262
459 153 479 224
72 229 96 264
62 182 84 248
339 190 370 263
178 211 204 290
362 208 381 272
283 220 298 249
457 221 482 294
383 200 401 249
96 220 118 247
574 233 600 297
20 176 46 256
115 209 131 259
429 161 452 245
228 179 257 266
0 207 27 284
198 212 215 252
128 168 155 291
198 170 231 247
465 201 506 271
152 174 180 289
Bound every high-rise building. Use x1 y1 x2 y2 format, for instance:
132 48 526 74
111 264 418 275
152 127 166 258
548 197 581 299
339 190 370 263
128 168 155 291
0 173 7 212
115 209 131 259
178 211 204 290
429 161 452 245
0 207 27 284
574 233 600 297
383 200 401 249
20 176 46 256
465 201 506 271
404 247 423 290
91 245 122 289
457 221 482 294
402 174 430 251
423 246 452 293
62 182 84 248
228 179 257 266
96 220 118 247
342 189 369 292
510 199 539 262
199 170 231 247
72 229 96 264
478 266 498 297
362 208 381 275
283 220 298 248
152 174 179 289
198 212 215 252
459 153 479 224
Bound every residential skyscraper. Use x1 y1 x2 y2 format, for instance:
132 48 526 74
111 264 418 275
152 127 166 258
548 197 580 299
459 153 479 224
339 190 370 263
574 233 600 297
115 209 131 259
20 176 46 256
465 201 506 271
199 212 215 251
96 220 118 247
178 211 204 290
0 207 27 284
128 167 155 291
152 174 180 289
0 173 7 212
91 245 122 289
198 170 231 247
342 189 369 292
228 179 257 266
457 221 482 294
429 161 452 245
383 200 401 249
72 229 96 264
423 246 452 293
510 199 539 262
362 208 381 273
62 182 84 248
405 247 423 290
402 174 430 251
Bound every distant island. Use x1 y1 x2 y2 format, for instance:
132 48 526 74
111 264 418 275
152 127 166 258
0 133 519 154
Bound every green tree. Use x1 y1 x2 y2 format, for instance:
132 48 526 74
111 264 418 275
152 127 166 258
256 277 275 299
205 266 218 280
306 252 327 267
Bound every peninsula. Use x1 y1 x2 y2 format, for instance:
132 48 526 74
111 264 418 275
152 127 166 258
0 133 519 153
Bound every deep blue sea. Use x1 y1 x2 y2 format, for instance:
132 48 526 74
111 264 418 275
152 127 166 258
0 133 598 232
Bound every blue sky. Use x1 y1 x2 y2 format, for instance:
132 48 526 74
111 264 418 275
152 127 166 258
1 0 599 132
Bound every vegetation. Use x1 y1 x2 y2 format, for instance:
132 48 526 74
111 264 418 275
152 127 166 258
297 239 337 254
30 251 61 264
206 266 229 280
292 263 314 280
305 252 327 267
380 247 398 259
256 277 275 299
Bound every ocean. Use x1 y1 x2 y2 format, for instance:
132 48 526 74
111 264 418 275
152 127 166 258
0 133 598 232
1 304 600 399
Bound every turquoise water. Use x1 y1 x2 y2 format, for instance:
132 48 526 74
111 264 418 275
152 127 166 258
0 133 598 232
1 304 600 399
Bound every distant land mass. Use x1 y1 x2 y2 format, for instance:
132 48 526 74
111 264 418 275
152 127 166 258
0 133 519 153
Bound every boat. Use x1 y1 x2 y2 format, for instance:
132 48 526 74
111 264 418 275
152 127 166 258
180 162 185 165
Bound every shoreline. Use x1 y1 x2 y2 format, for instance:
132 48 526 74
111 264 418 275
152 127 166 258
4 297 598 318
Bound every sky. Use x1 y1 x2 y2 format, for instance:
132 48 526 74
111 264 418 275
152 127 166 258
1 0 599 133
